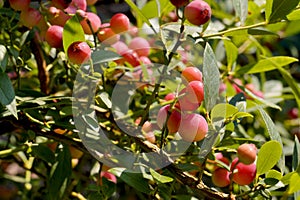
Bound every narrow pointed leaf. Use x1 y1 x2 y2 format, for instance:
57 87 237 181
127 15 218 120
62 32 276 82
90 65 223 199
203 43 220 112
233 0 248 24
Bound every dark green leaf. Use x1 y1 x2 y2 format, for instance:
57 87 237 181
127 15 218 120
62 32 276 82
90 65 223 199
63 14 85 54
258 106 285 173
31 144 55 165
267 0 300 23
91 50 121 64
257 140 282 176
203 43 220 112
47 144 72 200
232 0 248 24
109 168 152 194
248 28 279 36
293 137 300 171
0 45 8 72
0 73 17 119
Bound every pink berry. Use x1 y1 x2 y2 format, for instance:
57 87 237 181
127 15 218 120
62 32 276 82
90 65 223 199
231 158 256 186
157 105 181 134
128 37 151 57
45 25 64 48
97 23 120 45
9 0 30 11
178 113 208 142
184 0 212 26
80 12 101 34
67 41 91 65
181 67 203 85
176 88 200 111
65 0 87 14
185 81 205 104
20 8 42 28
212 168 230 187
110 13 130 34
47 6 71 27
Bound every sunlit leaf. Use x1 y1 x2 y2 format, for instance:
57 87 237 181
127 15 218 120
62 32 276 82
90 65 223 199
288 172 300 194
258 107 285 173
287 9 300 21
266 0 300 23
223 40 238 69
203 43 220 112
150 168 173 183
247 56 298 74
232 0 248 24
257 140 282 176
63 14 85 55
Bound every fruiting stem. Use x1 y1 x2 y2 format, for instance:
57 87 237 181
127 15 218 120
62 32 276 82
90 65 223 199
200 21 268 38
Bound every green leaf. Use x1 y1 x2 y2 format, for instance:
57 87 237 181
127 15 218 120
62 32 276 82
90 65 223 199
47 144 72 200
258 106 285 172
288 172 300 194
276 66 300 112
63 14 85 55
232 112 253 121
293 137 300 171
150 168 173 183
248 28 279 36
257 140 282 176
0 45 8 72
266 0 300 23
211 103 238 128
203 43 220 112
0 73 17 119
287 9 300 21
266 169 283 180
247 56 298 74
91 50 121 64
31 144 56 165
223 40 238 69
125 0 156 31
232 0 248 24
109 168 152 194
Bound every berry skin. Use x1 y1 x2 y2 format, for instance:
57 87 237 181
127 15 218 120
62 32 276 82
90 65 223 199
65 0 87 14
164 93 176 101
176 88 200 111
128 37 151 57
184 0 212 26
110 13 130 34
80 12 101 34
170 0 190 8
181 67 203 85
45 25 64 48
231 158 256 186
237 143 257 165
97 23 120 45
67 41 91 65
52 0 72 9
20 8 42 28
214 153 230 169
47 6 71 27
212 168 231 187
9 0 30 11
157 105 181 134
185 81 205 104
178 113 208 142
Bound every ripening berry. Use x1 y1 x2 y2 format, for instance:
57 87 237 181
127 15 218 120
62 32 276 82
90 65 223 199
178 113 208 142
185 81 205 104
20 8 42 28
231 158 256 186
110 13 130 34
212 168 230 187
9 0 30 11
98 23 120 45
181 67 203 85
237 143 257 165
80 12 101 34
170 0 189 8
45 25 64 48
47 6 71 26
157 105 181 134
184 0 211 26
65 0 87 14
128 37 151 57
67 41 91 65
